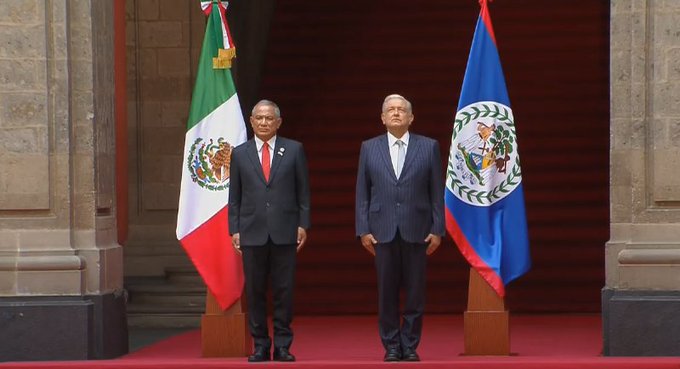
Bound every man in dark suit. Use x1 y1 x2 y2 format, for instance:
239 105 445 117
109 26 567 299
228 99 310 362
355 94 445 362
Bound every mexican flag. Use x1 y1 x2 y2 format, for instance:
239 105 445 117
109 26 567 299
176 0 246 310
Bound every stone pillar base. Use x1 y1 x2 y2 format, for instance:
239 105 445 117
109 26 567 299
0 291 128 361
602 288 680 356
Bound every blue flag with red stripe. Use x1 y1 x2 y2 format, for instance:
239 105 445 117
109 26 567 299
445 0 530 296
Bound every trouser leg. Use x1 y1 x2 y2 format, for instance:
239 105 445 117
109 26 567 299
374 238 402 350
242 245 271 349
399 239 427 351
270 243 297 349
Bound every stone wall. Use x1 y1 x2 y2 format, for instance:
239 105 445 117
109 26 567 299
605 0 680 356
122 0 276 279
0 0 121 298
123 0 204 276
0 0 127 360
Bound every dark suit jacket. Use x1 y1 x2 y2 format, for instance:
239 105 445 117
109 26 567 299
228 136 310 246
355 133 445 244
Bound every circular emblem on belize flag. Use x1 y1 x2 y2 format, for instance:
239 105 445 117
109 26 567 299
187 137 233 191
446 101 522 206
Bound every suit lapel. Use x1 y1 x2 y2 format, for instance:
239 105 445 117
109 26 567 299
268 138 285 183
400 134 420 178
245 139 267 184
377 135 397 181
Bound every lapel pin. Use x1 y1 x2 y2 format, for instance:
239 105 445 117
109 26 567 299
278 147 285 156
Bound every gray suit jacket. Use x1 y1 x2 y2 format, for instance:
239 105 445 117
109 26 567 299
355 133 445 244
228 136 310 246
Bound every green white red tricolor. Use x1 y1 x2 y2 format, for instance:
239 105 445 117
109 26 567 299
176 0 246 310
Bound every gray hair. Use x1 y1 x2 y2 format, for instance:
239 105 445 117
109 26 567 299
252 99 281 118
382 94 412 113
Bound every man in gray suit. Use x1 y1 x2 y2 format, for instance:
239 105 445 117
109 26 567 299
228 99 310 362
355 94 445 362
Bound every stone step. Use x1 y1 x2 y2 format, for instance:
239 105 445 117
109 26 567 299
126 301 204 328
127 313 201 329
128 289 207 307
126 277 206 306
127 304 205 314
125 271 207 328
165 266 205 285
127 282 206 293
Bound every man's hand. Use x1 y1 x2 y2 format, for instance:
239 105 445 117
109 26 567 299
360 233 378 256
424 234 441 256
231 233 241 255
296 227 307 252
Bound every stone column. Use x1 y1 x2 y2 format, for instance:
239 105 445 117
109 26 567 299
605 0 680 356
0 0 127 360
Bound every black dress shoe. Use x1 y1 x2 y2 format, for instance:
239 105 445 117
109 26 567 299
273 347 296 362
248 347 270 362
383 348 401 362
402 350 420 362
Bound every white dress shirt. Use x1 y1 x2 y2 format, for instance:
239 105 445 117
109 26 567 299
254 135 277 166
387 131 409 176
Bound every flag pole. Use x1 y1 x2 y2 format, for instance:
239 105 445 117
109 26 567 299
198 1 249 357
202 292 251 357
463 268 510 355
463 0 509 355
178 0 249 357
446 0 527 356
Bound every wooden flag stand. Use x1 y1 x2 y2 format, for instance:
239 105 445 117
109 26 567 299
201 293 251 357
463 268 510 355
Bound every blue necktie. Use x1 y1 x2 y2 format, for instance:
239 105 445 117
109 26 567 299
395 140 405 178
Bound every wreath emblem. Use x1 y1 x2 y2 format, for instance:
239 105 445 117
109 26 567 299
446 101 522 206
187 137 233 191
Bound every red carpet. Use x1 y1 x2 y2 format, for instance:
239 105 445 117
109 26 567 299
2 315 680 369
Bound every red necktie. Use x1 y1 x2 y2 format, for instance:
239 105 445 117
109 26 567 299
262 142 271 182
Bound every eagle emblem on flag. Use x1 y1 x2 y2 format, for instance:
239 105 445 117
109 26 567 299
187 137 233 191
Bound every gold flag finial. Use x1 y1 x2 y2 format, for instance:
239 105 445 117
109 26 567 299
213 48 237 69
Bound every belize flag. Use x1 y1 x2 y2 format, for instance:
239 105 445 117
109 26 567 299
445 0 530 297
